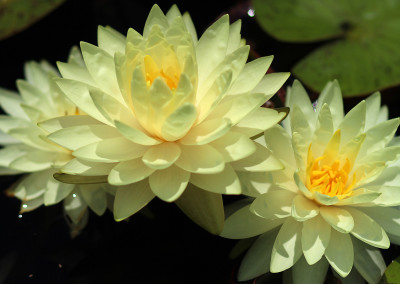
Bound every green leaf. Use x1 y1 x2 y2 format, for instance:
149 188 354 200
253 0 400 96
380 256 400 284
0 0 65 40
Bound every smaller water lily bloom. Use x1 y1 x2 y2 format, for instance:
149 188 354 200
40 4 289 234
0 49 111 228
221 80 400 283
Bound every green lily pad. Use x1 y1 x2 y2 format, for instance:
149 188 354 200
0 0 65 40
253 0 400 96
379 256 400 284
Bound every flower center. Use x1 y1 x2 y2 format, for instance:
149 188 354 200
306 153 356 199
144 55 179 90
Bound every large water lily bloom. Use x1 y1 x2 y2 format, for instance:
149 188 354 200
221 80 400 283
0 50 109 227
39 4 289 234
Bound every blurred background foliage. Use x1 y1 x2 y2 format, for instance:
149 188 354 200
0 0 400 283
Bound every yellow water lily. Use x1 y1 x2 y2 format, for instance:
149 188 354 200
0 49 110 227
222 80 400 283
40 4 289 234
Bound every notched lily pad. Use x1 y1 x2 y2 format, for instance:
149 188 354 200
379 256 400 284
0 0 65 40
253 0 400 96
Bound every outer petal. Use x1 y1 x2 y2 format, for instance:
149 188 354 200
113 180 155 221
315 80 344 128
43 179 74 206
292 194 319 221
347 207 390 248
62 158 116 176
232 107 287 138
175 144 225 174
352 237 386 284
221 204 284 239
250 190 295 219
108 159 155 185
175 184 224 235
292 257 329 284
301 215 331 265
148 165 189 202
142 142 181 170
320 206 354 233
230 142 283 172
179 118 231 145
324 229 354 277
358 207 400 238
210 131 256 163
190 163 241 194
228 56 273 96
270 218 303 273
73 137 148 163
78 184 108 216
48 124 120 151
264 124 296 168
237 229 279 281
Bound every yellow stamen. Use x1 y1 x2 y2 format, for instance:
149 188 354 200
306 146 356 199
144 55 179 90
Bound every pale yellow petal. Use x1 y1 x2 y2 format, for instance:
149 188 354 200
210 131 256 163
180 117 231 145
190 163 241 194
250 190 295 219
108 159 155 185
113 180 155 221
324 229 353 277
230 142 283 172
270 218 303 273
292 194 319 221
142 142 181 170
175 144 225 174
149 165 189 202
73 137 148 163
221 203 284 239
320 206 354 233
176 184 224 235
346 207 389 249
302 215 331 265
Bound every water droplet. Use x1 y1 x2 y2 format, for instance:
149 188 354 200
22 204 28 209
18 214 23 219
72 194 77 198
247 8 255 17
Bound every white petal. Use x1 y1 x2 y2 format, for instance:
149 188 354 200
250 190 295 219
324 229 353 277
108 159 155 185
302 215 331 265
352 237 386 284
190 163 241 194
292 256 329 284
270 218 303 273
320 206 354 233
347 207 390 249
175 144 225 174
149 165 189 202
221 204 284 239
142 142 181 170
113 180 155 221
237 229 279 281
176 184 224 235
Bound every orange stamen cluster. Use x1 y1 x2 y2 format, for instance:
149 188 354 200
306 150 356 199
